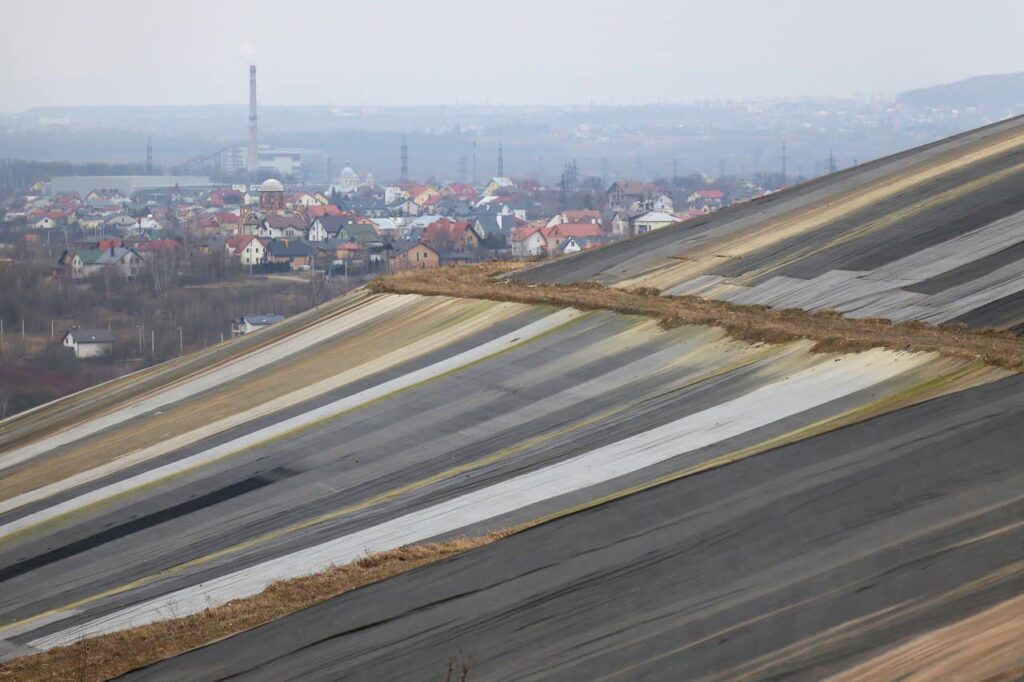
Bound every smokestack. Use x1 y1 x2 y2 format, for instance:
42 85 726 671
247 65 258 177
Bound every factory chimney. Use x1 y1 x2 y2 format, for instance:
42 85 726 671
247 65 259 177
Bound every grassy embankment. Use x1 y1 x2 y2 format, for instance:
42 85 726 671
0 532 513 682
369 263 1024 371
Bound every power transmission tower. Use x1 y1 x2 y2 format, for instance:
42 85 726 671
146 138 153 175
827 149 837 174
458 153 468 182
400 136 409 182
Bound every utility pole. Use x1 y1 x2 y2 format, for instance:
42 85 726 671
138 324 143 354
828 149 837 174
400 135 409 182
151 329 155 356
178 326 183 357
781 141 788 186
472 141 477 185
50 320 54 339
146 138 153 175
497 141 504 178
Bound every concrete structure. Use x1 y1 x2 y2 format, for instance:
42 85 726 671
49 176 212 197
247 65 259 176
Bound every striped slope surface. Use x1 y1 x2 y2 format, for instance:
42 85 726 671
518 115 1024 330
0 290 1002 659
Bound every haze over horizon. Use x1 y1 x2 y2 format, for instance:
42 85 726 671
2 0 1024 111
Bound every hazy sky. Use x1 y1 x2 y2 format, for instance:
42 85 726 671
2 0 1023 110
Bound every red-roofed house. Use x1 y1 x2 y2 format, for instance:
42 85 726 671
687 189 725 210
544 223 606 254
511 225 550 257
226 235 267 265
546 209 602 227
442 183 479 200
303 204 342 220
422 219 479 252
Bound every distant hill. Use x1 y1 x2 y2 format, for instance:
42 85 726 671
897 72 1024 110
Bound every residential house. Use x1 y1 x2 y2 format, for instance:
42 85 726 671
231 314 285 336
106 215 137 231
544 223 606 254
336 222 381 244
258 213 308 240
62 328 114 358
607 181 660 209
632 211 679 234
483 177 516 196
58 246 144 279
135 239 182 261
265 239 313 270
511 225 550 257
226 235 267 266
408 185 441 207
608 209 633 237
306 219 331 242
422 219 479 252
316 239 365 269
442 183 478 200
399 242 441 270
474 214 518 240
652 193 675 213
546 210 602 227
303 204 343 220
687 189 724 208
559 235 605 255
387 198 420 216
369 217 398 236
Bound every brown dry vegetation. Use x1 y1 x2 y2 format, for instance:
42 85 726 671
827 593 1024 682
0 531 513 682
369 263 1024 371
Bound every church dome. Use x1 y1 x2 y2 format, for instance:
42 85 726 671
340 162 357 179
259 178 284 192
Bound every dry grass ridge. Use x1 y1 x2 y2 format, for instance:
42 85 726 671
0 531 513 682
370 263 1024 371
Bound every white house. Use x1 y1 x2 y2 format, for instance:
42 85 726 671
62 328 114 358
231 314 285 336
227 236 266 266
61 246 145 279
511 227 549 257
652 194 675 212
306 219 330 242
33 216 58 230
632 211 679 235
384 186 408 204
